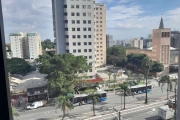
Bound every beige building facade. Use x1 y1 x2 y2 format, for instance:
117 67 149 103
126 18 171 70
94 3 106 67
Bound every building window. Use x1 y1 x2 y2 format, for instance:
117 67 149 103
65 28 68 31
73 49 76 53
84 42 87 45
77 28 80 31
71 5 74 8
84 35 87 38
83 13 86 16
72 28 75 31
88 28 91 31
78 49 81 53
64 5 67 8
89 49 92 52
77 20 80 24
72 20 75 24
88 35 91 38
76 13 80 16
88 42 92 45
83 20 86 24
64 13 67 16
72 35 76 38
87 5 91 9
100 25 102 27
96 8 98 10
88 20 91 24
71 12 75 16
76 5 79 8
78 42 81 46
83 28 86 31
88 13 91 17
64 20 68 23
65 35 69 38
66 42 69 46
84 56 87 59
82 5 86 9
73 42 76 46
89 56 92 59
84 49 87 52
77 35 81 38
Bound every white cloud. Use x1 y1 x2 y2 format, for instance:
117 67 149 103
107 5 144 21
1 0 53 43
95 0 113 3
106 4 180 40
118 0 130 4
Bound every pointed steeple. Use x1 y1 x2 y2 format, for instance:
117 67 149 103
159 17 164 29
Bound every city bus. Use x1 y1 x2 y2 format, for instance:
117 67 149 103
71 91 107 106
130 84 152 95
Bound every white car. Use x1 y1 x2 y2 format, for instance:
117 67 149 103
167 99 175 104
26 101 43 110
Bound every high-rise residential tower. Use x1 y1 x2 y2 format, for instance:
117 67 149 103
94 3 106 67
52 0 96 77
10 32 42 59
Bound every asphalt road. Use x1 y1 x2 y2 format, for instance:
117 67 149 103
15 82 175 120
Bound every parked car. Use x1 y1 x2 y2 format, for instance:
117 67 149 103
26 100 47 110
167 99 175 105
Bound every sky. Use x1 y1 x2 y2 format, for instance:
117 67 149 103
2 0 180 43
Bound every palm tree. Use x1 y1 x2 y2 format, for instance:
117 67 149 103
159 75 173 100
87 91 101 116
56 95 74 120
141 56 152 104
119 83 133 109
12 106 19 119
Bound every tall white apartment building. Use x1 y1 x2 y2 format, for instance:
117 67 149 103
131 38 143 49
52 0 96 77
94 3 106 67
10 32 42 60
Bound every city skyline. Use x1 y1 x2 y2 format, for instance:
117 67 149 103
2 0 180 43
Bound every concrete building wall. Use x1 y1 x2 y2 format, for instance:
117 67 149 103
106 34 113 47
171 31 180 49
52 0 96 77
94 3 106 67
10 32 42 60
126 20 171 71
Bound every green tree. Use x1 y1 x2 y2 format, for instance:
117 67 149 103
159 75 173 99
56 96 74 120
87 91 101 116
107 46 126 66
141 56 153 104
119 83 133 109
41 39 54 50
7 58 31 75
12 106 19 118
150 61 164 73
36 53 91 96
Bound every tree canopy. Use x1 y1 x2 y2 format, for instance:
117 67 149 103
7 58 31 75
36 53 91 95
107 46 126 66
41 39 54 50
117 53 164 73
